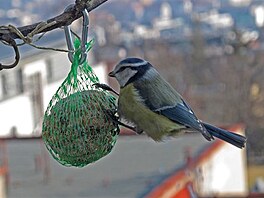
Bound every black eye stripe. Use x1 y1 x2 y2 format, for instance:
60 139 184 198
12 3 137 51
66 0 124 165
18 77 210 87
130 67 139 70
116 66 128 73
124 63 151 86
116 64 148 73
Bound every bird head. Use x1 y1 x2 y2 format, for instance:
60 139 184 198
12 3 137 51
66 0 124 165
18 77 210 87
109 57 152 87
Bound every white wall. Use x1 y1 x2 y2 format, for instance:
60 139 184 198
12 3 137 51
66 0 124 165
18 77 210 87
0 95 33 136
0 54 108 136
197 130 247 196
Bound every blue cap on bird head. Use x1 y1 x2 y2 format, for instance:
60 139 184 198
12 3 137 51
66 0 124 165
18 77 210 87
109 57 149 76
119 58 147 66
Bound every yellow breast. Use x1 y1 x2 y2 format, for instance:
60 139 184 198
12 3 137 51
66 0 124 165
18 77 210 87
118 84 184 141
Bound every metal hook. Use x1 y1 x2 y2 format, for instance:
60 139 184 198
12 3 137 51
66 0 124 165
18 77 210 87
64 4 89 64
0 36 20 70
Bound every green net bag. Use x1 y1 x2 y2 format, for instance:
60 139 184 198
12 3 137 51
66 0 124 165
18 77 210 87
42 39 119 167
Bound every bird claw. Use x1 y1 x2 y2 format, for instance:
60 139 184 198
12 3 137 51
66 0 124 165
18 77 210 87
92 83 119 96
103 108 141 134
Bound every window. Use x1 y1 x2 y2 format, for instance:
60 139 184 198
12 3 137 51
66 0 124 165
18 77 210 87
45 54 70 84
0 68 24 100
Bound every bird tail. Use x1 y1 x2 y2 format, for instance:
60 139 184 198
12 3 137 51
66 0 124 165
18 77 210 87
202 122 246 149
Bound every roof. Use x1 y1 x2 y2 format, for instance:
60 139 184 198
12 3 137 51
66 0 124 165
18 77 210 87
143 124 247 198
6 134 211 198
0 30 66 63
0 0 72 61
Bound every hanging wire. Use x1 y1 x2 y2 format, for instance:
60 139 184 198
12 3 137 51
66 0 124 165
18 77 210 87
64 4 89 64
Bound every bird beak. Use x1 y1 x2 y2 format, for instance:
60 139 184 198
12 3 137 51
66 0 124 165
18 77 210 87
108 71 115 77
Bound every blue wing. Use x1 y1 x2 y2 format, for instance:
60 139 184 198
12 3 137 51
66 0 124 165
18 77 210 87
133 73 213 140
155 101 213 140
154 100 203 132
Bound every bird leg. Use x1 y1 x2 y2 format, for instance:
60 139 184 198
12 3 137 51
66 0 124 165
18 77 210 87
93 83 119 96
95 83 143 134
103 109 143 134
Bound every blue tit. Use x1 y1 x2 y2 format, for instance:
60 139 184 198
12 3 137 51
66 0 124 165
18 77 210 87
108 57 246 148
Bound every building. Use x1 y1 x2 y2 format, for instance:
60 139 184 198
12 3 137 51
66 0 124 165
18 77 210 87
144 125 248 197
0 32 108 137
0 125 250 198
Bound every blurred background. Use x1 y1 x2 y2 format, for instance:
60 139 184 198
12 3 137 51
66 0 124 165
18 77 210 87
0 0 263 197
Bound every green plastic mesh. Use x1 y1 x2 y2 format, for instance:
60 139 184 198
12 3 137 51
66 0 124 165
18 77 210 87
42 39 119 167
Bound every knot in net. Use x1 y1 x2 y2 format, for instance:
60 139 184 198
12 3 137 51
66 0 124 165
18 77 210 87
42 39 119 167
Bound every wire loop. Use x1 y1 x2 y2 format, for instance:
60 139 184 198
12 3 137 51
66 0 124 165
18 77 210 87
64 4 89 64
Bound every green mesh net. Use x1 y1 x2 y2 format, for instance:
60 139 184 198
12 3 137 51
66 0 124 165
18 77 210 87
42 39 119 167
